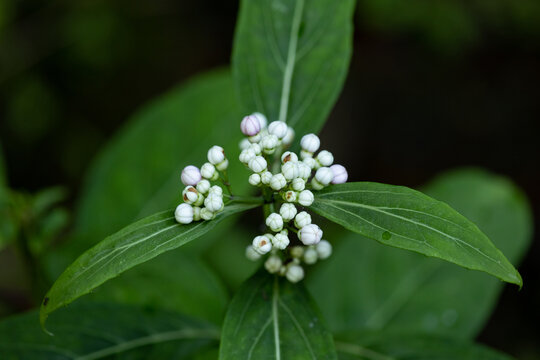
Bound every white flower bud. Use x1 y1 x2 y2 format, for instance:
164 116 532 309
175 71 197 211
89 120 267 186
270 173 287 191
207 145 225 165
299 224 323 245
272 233 290 249
193 206 201 221
282 127 295 145
316 240 332 259
286 264 304 283
196 180 210 194
281 151 298 163
252 235 272 254
249 143 262 155
248 133 262 143
265 256 282 273
268 121 288 139
239 138 251 150
315 167 334 186
204 193 224 212
200 207 215 220
252 112 267 128
303 247 318 264
249 173 261 186
193 193 205 206
249 156 267 173
282 190 298 203
292 178 306 192
245 245 261 261
290 246 304 258
279 203 297 221
182 186 199 204
330 164 348 184
261 134 279 154
303 157 317 169
294 211 312 229
298 163 312 180
311 178 325 190
317 150 334 167
266 213 284 232
261 171 273 185
216 159 229 171
240 115 261 136
300 133 320 153
181 165 201 186
239 149 256 164
209 185 223 196
281 161 299 181
174 203 194 224
300 149 313 160
298 190 314 207
200 163 216 179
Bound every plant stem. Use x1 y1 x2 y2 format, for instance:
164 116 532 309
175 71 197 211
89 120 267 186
219 170 233 196
224 194 264 205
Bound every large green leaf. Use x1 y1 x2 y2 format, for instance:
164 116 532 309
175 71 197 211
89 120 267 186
308 169 532 336
219 271 337 360
0 302 219 359
40 202 258 329
335 331 513 360
89 249 229 325
310 181 521 286
232 0 355 136
73 69 249 251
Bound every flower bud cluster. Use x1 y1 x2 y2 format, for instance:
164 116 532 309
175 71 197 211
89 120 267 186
174 146 229 225
240 113 345 282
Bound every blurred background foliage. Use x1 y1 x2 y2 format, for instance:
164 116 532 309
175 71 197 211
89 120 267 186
0 0 538 358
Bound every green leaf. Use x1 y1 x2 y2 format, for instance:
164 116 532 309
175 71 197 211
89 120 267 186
335 331 513 360
0 302 219 359
89 249 229 325
40 202 258 329
310 182 522 286
308 169 532 337
232 0 355 136
219 271 337 360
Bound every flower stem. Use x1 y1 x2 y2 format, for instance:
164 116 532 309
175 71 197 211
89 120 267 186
224 194 264 205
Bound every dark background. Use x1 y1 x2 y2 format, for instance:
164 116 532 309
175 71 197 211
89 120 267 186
0 1 538 358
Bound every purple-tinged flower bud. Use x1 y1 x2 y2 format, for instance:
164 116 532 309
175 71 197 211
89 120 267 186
181 165 201 186
240 115 261 136
330 164 348 184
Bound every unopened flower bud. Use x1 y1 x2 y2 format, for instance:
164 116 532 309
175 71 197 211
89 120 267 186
281 161 299 181
316 240 332 259
181 165 201 186
299 224 323 245
175 203 194 224
245 245 261 261
207 145 225 165
303 157 317 169
298 190 314 207
252 112 267 128
249 173 261 186
280 203 297 221
300 133 320 153
239 149 256 164
261 171 272 185
294 211 312 228
204 194 224 212
239 138 251 150
292 178 306 192
272 233 290 249
265 256 282 273
300 149 313 160
249 143 262 155
249 156 267 173
317 150 334 167
209 185 223 196
182 186 199 204
282 127 295 145
290 246 304 258
286 264 304 283
281 151 298 164
330 164 348 184
303 247 318 264
315 167 334 186
249 133 262 143
216 159 229 171
196 180 210 194
200 207 215 220
270 174 287 191
268 121 288 139
266 213 284 232
253 235 272 254
193 206 201 221
282 190 298 203
194 193 205 206
200 163 216 180
311 178 325 190
298 163 312 180
240 115 261 136
261 134 279 154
